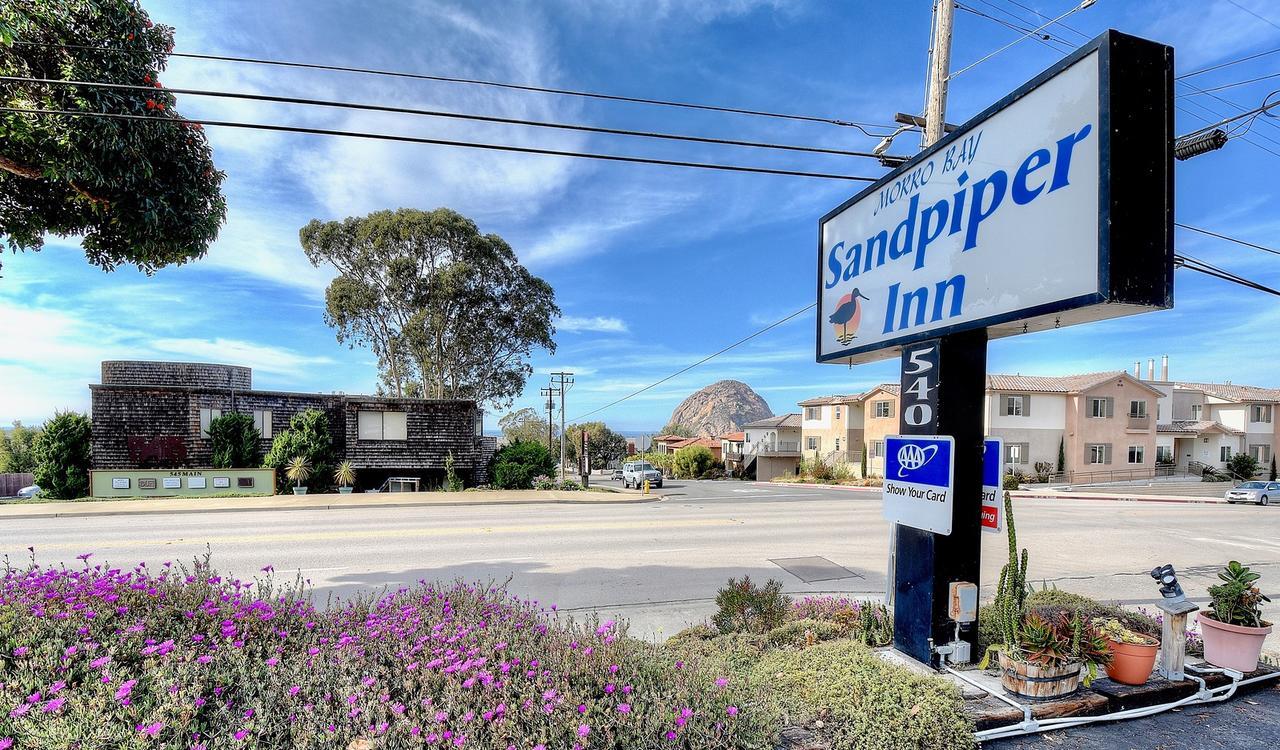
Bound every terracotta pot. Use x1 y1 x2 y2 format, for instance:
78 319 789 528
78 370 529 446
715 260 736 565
999 652 1082 700
1198 613 1272 673
1104 637 1158 685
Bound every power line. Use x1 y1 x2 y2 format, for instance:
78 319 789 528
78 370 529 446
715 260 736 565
12 40 897 137
569 303 815 422
955 2 1075 53
1225 0 1280 33
949 0 1096 80
1176 252 1280 297
996 0 1093 40
1177 46 1280 80
0 106 877 182
1177 222 1280 258
1177 91 1280 137
0 75 888 161
1177 71 1280 97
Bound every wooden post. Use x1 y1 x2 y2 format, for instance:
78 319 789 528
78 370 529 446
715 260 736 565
1155 598 1198 681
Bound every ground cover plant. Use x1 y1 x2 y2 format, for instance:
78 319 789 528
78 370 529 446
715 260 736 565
0 555 770 749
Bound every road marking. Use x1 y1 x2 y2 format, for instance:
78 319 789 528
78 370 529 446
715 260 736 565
1189 537 1280 552
648 547 698 554
27 518 743 552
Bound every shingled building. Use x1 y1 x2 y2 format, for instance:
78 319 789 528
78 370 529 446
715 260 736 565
90 361 495 489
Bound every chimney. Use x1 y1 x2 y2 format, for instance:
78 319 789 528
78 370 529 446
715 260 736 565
1148 358 1156 381
1161 354 1169 382
1134 361 1141 378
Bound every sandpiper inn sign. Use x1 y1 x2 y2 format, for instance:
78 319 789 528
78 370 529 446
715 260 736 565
817 31 1173 365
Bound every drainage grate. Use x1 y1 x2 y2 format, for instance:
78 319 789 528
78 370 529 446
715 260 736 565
769 556 862 583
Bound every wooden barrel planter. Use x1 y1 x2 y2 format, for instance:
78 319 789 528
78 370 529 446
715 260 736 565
998 652 1082 700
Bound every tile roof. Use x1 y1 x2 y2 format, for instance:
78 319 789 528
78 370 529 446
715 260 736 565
797 394 863 406
986 371 1163 395
1174 381 1280 403
1156 420 1245 436
861 383 899 398
720 432 745 442
743 413 802 429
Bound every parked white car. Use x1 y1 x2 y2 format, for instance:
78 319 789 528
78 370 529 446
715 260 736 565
622 461 662 489
1224 481 1279 506
16 484 40 499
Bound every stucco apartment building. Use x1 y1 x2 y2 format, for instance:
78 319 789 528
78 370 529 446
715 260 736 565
800 372 1167 481
742 414 802 480
89 360 495 489
1150 377 1278 473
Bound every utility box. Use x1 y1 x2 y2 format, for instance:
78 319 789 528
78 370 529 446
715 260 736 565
948 582 978 623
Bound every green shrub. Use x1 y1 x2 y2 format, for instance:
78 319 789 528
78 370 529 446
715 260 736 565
672 445 716 479
207 411 260 469
559 480 582 491
750 641 975 750
765 619 844 649
1025 587 1160 638
445 450 463 491
262 409 335 493
533 474 557 490
712 577 790 634
492 440 556 489
0 420 41 474
31 410 91 500
1002 471 1023 490
1227 453 1261 481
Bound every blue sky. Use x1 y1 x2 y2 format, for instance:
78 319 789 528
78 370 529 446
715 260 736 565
3 0 1279 432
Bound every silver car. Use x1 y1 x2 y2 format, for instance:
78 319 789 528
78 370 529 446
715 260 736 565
1225 481 1280 506
622 461 662 489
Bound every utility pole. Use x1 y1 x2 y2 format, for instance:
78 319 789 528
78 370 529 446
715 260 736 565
888 0 987 666
550 372 574 482
540 386 557 451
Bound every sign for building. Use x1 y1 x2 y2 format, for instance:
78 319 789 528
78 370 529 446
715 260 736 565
883 435 955 535
981 438 1003 534
817 31 1172 365
90 468 276 498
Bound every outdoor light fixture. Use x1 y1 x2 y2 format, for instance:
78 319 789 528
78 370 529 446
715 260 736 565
1174 129 1228 160
1150 563 1185 600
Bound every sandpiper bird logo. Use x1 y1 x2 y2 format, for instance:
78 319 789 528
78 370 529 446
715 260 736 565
828 288 870 345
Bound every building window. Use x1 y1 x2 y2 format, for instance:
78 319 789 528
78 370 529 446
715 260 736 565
358 410 407 441
1129 400 1147 418
835 406 842 420
805 406 821 421
1157 403 1162 420
1251 404 1273 423
1220 446 1232 462
1087 444 1110 464
1006 443 1028 465
199 408 222 438
1128 445 1145 464
1249 444 1272 463
835 437 841 451
870 440 884 458
1089 398 1112 418
1006 395 1025 417
252 410 273 439
1156 445 1173 464
874 400 893 418
807 436 821 451
1191 404 1202 420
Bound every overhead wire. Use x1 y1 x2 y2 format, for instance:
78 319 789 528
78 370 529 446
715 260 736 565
0 106 878 182
11 40 898 137
1177 46 1280 80
569 303 816 421
0 75 888 160
1177 71 1280 97
1224 0 1280 34
1176 223 1280 258
948 0 1094 79
1176 253 1280 297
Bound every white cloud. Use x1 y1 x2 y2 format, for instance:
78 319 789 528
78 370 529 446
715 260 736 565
558 315 628 333
150 338 335 378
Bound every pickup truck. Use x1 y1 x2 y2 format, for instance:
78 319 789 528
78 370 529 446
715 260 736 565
622 461 663 489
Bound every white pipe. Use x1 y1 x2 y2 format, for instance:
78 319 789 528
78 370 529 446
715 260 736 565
972 667 1277 742
944 666 1033 726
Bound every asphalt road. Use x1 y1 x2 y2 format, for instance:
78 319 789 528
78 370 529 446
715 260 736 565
5 481 1279 646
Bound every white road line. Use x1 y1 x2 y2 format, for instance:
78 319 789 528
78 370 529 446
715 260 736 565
649 548 698 554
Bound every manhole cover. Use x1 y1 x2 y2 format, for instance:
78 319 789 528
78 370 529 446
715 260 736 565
769 556 861 583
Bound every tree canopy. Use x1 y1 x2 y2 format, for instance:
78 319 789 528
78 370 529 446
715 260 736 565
564 421 628 470
0 420 41 474
300 208 559 408
499 407 551 447
0 1 226 273
31 410 91 499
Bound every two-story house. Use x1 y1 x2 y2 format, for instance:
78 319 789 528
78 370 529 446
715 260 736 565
860 384 901 476
1157 381 1279 473
742 414 802 480
797 394 866 465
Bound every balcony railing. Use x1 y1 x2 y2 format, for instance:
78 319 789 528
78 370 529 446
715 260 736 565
1127 414 1151 430
748 440 800 455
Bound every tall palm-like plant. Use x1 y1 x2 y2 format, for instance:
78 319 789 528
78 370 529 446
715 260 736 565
285 456 312 492
334 460 357 490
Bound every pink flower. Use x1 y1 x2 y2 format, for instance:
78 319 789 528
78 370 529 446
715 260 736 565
12 647 28 657
726 705 739 717
617 703 632 713
0 737 12 750
577 724 591 737
9 704 30 718
136 722 163 737
715 677 729 687
234 730 248 741
41 697 66 713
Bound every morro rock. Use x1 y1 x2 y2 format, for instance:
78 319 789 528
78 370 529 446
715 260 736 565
667 380 773 438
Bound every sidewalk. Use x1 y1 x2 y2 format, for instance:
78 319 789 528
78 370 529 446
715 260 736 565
0 487 661 520
755 481 1227 505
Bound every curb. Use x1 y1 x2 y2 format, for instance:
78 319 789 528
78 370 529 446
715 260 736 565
1 495 663 521
753 481 881 493
754 481 1229 505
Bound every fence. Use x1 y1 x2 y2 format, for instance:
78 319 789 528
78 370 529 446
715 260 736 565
0 473 34 497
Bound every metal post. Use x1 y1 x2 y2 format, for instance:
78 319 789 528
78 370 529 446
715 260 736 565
550 372 573 483
541 387 556 451
889 0 987 667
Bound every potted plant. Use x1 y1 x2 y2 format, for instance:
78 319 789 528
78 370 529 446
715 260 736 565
1094 618 1159 685
334 460 357 494
1197 561 1272 672
980 491 1111 699
286 456 312 495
